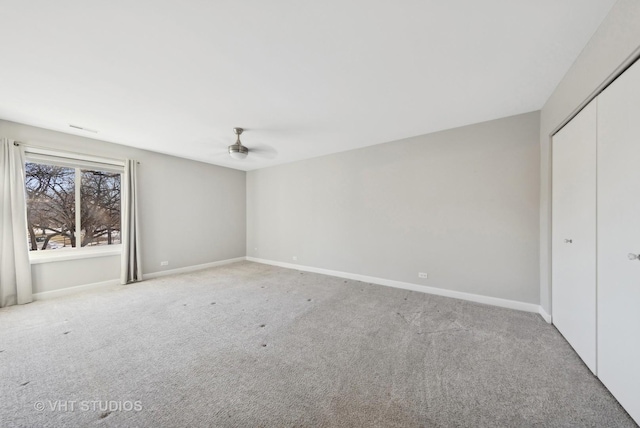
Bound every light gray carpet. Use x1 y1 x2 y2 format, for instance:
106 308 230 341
0 261 635 427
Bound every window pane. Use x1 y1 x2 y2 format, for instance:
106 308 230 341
25 163 76 250
80 169 121 247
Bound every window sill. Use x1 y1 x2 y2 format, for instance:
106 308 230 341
29 245 122 265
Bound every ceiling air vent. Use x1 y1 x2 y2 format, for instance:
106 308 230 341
69 124 98 133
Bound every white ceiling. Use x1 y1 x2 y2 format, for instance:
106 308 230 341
0 1 616 171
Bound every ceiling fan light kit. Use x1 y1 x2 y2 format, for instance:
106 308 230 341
228 127 249 159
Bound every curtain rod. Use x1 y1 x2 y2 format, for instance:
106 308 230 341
13 141 140 164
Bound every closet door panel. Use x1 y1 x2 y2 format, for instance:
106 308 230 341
597 59 640 424
552 100 597 374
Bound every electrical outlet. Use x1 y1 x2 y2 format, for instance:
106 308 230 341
292 256 297 261
418 272 428 279
160 261 169 266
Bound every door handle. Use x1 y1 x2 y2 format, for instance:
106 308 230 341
628 253 639 261
564 239 573 244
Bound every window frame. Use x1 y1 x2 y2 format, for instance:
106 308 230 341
24 146 125 263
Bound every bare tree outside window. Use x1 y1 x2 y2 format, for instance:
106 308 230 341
25 164 76 250
25 162 121 250
80 170 121 247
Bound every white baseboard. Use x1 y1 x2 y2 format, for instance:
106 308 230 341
32 257 246 301
32 279 120 301
32 256 551 323
142 256 246 280
538 306 552 324
247 257 543 315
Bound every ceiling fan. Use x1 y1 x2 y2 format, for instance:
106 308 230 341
225 127 277 161
228 127 249 160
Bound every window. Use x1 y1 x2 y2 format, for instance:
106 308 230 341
24 150 123 252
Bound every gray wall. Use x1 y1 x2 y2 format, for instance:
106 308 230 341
539 0 640 314
248 112 540 304
0 119 246 294
31 257 121 294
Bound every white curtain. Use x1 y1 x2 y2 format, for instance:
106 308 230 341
121 159 142 284
0 139 33 307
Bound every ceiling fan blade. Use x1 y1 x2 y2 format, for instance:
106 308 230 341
248 144 278 159
211 151 230 158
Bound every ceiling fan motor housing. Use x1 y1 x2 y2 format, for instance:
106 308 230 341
229 127 249 159
229 144 248 156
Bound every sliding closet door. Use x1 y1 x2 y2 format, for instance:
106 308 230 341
551 100 597 374
597 59 640 424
